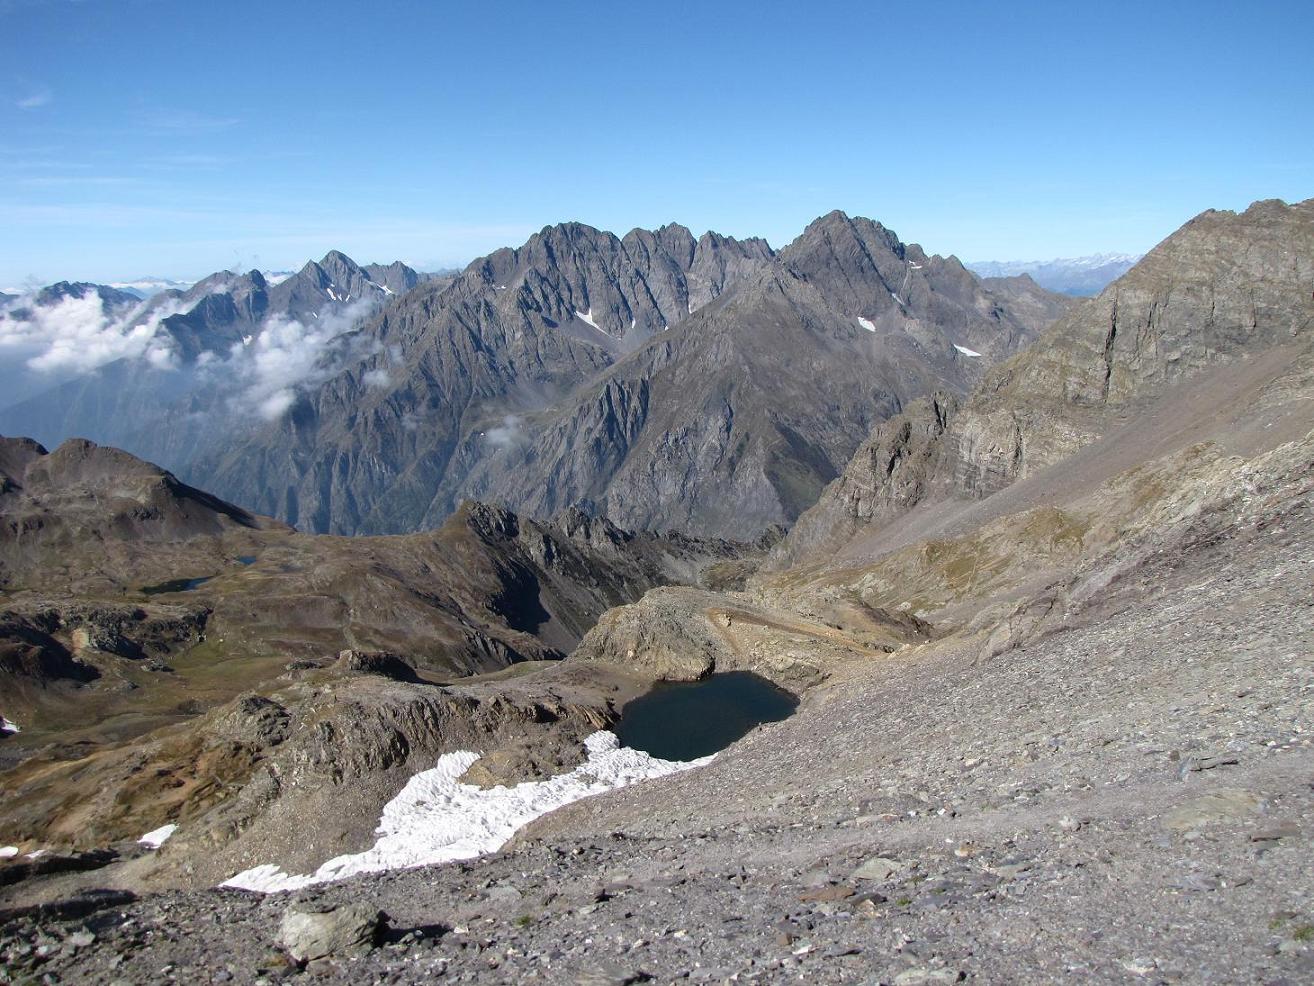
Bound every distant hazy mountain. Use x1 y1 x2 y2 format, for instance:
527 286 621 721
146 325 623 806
0 252 433 469
967 253 1140 296
109 277 197 299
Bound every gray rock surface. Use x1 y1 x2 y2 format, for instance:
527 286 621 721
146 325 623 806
278 901 383 962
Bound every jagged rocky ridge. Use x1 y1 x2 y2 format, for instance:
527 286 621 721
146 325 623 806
199 212 1068 538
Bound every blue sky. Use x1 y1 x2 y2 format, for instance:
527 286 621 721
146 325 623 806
1 0 1311 285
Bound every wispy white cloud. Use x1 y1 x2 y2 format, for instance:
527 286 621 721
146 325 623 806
134 109 240 135
484 414 525 450
220 298 377 420
18 175 137 188
15 85 51 110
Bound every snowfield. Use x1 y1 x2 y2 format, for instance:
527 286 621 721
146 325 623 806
138 824 177 849
221 732 713 894
574 309 607 334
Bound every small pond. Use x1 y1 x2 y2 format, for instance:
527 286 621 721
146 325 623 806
141 575 214 595
616 671 798 762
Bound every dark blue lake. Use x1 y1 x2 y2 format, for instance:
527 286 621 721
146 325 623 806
616 671 798 761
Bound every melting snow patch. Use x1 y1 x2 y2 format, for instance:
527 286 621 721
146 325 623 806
0 846 17 859
954 344 982 357
25 849 47 860
856 316 876 333
890 292 905 306
908 262 922 270
221 731 712 893
139 824 177 849
0 716 19 735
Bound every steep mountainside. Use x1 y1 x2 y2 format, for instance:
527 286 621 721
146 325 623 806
451 212 1066 538
774 198 1314 566
200 213 1067 538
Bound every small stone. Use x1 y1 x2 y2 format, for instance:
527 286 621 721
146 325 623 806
893 967 963 984
65 930 96 949
278 902 384 963
1162 789 1262 831
1058 816 1083 832
851 856 903 882
1122 957 1157 976
798 883 855 902
1250 823 1301 843
572 965 647 986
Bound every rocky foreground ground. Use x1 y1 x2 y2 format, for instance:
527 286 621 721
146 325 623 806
2 431 1309 984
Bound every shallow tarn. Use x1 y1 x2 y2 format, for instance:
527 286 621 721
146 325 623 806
616 671 798 761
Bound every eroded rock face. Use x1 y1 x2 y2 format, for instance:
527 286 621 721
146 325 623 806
571 585 923 688
954 198 1314 489
769 393 959 568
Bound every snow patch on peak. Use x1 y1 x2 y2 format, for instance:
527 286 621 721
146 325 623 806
0 716 19 735
575 309 607 334
221 731 712 893
954 343 982 357
856 316 876 333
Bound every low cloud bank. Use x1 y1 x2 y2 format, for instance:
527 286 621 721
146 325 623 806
215 298 377 421
0 290 181 379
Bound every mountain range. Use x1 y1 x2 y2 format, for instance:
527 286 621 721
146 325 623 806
0 198 1311 981
2 213 1070 542
0 252 453 476
195 212 1069 538
967 252 1140 295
